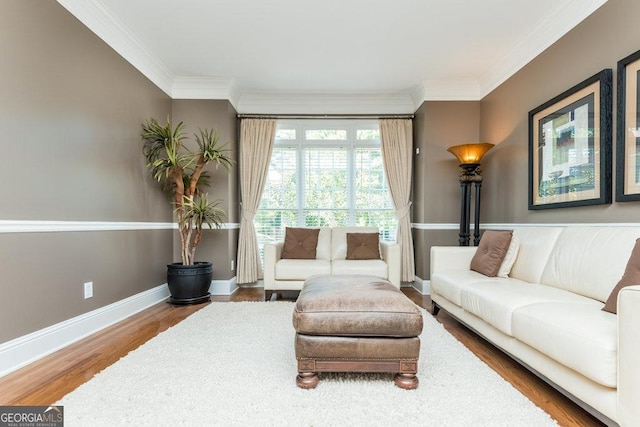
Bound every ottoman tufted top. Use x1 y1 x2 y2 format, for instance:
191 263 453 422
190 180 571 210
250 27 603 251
292 274 424 338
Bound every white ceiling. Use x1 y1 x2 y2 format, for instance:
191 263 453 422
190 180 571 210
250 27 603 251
57 0 608 114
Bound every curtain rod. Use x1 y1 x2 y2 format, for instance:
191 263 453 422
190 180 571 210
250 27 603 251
236 113 414 120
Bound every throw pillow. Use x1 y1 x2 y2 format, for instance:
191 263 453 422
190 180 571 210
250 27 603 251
602 238 640 314
281 227 320 260
346 232 381 260
470 230 513 277
497 236 520 278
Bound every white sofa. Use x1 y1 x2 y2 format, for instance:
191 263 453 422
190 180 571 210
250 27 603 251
430 226 640 427
263 226 400 300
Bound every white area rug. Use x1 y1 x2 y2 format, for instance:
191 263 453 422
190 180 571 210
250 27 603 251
58 302 557 426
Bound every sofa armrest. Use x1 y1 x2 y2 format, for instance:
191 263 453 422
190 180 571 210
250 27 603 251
380 241 400 287
618 284 640 426
263 242 283 291
430 246 477 275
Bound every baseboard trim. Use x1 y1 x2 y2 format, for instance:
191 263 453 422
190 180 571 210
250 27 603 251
0 284 170 378
210 277 238 296
411 277 430 295
0 276 242 377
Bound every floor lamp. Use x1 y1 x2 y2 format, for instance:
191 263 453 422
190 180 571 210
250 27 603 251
447 143 494 246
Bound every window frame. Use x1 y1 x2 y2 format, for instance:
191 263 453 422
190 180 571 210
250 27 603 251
257 119 395 252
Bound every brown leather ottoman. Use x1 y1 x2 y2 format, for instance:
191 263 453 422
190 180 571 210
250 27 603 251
292 274 424 389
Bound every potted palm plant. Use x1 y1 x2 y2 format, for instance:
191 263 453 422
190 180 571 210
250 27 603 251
141 117 234 305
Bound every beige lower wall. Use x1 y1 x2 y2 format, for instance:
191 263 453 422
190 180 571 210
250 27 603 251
172 228 239 280
0 230 171 343
412 228 460 282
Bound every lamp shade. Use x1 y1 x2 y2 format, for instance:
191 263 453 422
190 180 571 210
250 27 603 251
447 143 494 165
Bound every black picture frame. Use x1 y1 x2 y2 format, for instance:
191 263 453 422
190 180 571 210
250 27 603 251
616 49 640 201
528 69 612 210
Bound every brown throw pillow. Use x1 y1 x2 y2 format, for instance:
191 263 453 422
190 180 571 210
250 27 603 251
470 230 513 277
346 232 381 260
602 238 640 314
281 227 320 259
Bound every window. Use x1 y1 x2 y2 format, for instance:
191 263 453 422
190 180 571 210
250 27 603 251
255 120 396 259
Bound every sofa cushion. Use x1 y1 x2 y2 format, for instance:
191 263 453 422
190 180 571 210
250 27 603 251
315 227 332 261
512 301 617 388
509 227 563 284
430 270 496 306
281 227 320 259
275 259 331 280
470 230 513 277
497 236 520 278
603 238 640 314
460 280 594 336
346 232 380 260
331 259 387 279
540 227 640 302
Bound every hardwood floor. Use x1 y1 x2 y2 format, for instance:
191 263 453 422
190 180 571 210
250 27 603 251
0 287 604 426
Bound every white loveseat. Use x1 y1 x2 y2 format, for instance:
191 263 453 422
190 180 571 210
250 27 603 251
430 226 640 427
263 226 400 300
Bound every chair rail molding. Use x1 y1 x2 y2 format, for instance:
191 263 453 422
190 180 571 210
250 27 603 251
0 220 240 233
412 222 640 230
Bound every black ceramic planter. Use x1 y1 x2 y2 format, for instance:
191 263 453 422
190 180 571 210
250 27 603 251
167 261 212 305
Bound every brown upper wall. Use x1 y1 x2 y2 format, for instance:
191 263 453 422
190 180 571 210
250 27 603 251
1 0 172 222
0 1 173 342
413 101 480 224
411 1 640 278
412 101 480 279
170 100 239 278
480 0 640 223
170 100 239 223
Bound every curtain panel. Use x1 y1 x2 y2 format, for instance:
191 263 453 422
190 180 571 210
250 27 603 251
380 119 415 282
237 119 277 284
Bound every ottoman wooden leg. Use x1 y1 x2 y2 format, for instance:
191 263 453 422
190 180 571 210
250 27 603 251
394 373 419 390
296 372 319 389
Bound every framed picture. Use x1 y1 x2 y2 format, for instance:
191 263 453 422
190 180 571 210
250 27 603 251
528 69 612 210
616 49 640 201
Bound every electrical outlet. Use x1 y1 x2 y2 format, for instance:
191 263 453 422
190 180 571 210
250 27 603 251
84 281 93 299
231 260 235 271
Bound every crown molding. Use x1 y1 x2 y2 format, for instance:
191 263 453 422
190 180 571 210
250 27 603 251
410 84 427 111
172 77 240 110
407 0 609 107
57 0 174 97
414 78 483 104
478 0 609 97
58 0 609 108
236 92 416 115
